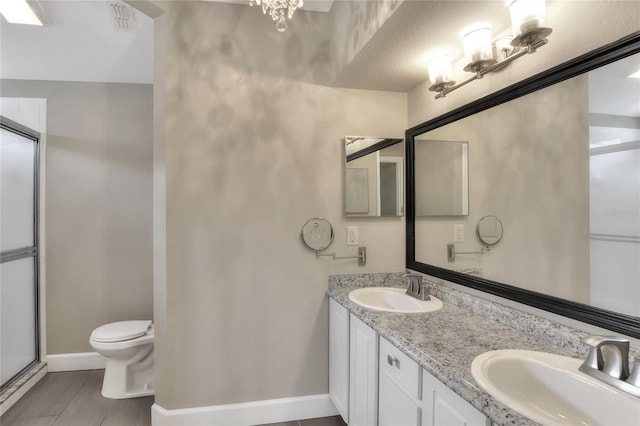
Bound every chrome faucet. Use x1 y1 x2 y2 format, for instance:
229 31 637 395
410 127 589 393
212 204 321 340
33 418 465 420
402 273 431 301
579 335 640 397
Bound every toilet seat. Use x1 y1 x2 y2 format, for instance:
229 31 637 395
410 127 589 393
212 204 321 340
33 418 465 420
90 320 152 343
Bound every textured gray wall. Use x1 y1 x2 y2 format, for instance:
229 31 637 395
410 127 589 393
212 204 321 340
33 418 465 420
0 79 154 354
155 2 407 409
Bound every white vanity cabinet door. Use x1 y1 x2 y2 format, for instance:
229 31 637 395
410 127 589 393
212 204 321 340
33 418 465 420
378 337 421 426
422 369 488 426
329 299 349 423
349 314 378 426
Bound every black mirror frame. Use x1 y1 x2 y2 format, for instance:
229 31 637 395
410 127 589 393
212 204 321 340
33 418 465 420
405 31 640 339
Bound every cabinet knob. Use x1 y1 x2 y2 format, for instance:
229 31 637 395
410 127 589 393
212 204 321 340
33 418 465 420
387 354 400 368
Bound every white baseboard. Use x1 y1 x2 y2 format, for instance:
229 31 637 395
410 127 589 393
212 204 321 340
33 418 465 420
47 352 106 372
151 393 338 426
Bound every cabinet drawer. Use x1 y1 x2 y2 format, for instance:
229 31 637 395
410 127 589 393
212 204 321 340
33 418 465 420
379 337 419 398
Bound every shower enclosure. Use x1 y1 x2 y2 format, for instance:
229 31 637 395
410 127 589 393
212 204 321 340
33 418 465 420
0 116 40 391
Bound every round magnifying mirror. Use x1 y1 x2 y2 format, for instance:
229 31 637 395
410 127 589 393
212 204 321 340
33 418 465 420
476 215 503 247
301 218 334 251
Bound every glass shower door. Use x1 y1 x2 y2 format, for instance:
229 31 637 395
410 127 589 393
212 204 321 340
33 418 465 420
0 117 40 389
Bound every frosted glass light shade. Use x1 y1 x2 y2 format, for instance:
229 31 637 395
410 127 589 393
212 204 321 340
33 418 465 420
461 24 495 72
427 55 453 85
508 0 547 37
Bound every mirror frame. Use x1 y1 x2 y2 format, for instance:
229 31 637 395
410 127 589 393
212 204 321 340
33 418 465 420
405 31 640 339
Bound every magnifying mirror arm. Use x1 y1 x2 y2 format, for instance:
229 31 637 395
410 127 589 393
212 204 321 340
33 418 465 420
316 247 367 266
447 243 489 263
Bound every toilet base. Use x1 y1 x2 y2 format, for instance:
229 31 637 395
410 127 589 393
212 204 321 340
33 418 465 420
101 344 155 399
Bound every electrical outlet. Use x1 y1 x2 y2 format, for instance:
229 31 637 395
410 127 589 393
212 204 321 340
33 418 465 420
454 224 464 243
347 226 359 246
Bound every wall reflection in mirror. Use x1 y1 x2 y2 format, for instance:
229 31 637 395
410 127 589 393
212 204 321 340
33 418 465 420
412 50 640 318
344 136 404 217
415 140 468 216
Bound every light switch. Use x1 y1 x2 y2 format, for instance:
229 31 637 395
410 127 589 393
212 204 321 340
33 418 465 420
454 224 464 243
347 226 359 246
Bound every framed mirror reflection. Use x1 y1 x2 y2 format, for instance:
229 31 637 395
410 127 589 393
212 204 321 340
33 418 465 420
344 136 404 217
406 32 640 338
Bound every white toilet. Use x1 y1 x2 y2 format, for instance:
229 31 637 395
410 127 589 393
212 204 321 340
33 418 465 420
89 320 155 399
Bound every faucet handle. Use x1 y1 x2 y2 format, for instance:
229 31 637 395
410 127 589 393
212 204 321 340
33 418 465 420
580 335 630 379
581 345 604 371
627 356 640 387
419 282 431 301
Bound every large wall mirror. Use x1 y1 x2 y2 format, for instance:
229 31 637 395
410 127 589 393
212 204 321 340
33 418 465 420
406 32 640 338
345 136 404 217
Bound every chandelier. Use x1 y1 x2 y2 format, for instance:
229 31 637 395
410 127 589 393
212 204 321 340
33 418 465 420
249 0 303 32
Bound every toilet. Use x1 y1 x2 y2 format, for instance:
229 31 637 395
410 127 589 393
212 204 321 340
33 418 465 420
89 320 155 399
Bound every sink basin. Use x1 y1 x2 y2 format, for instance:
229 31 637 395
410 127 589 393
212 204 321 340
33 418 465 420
348 287 442 313
471 349 640 425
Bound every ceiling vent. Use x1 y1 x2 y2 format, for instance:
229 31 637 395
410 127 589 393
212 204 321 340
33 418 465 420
108 1 137 33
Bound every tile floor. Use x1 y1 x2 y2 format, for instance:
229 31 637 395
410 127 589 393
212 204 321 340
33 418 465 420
1 370 346 426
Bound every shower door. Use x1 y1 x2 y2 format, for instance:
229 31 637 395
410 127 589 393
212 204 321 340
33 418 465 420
0 116 40 389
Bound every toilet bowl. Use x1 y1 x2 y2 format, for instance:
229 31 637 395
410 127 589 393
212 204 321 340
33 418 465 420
89 320 154 399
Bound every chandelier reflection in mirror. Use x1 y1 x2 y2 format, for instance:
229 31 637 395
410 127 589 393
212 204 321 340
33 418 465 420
427 0 552 99
249 0 303 32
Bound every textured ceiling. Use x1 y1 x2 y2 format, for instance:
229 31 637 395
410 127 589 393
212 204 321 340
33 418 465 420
333 1 511 92
2 0 639 119
0 1 153 83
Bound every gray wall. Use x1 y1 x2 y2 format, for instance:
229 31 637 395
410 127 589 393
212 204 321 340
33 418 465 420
153 2 407 409
149 0 640 412
0 79 154 354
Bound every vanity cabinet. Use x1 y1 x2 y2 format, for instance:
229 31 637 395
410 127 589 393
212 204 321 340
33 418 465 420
329 299 350 422
378 337 421 426
329 297 489 426
349 314 378 426
421 369 487 426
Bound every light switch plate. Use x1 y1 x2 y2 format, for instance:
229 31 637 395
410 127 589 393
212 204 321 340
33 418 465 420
347 226 359 246
454 224 464 243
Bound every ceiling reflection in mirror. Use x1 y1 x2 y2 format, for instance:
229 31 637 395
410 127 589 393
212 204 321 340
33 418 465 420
345 136 404 217
410 49 640 319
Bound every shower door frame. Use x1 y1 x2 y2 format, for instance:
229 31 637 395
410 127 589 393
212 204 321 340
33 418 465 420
0 115 41 392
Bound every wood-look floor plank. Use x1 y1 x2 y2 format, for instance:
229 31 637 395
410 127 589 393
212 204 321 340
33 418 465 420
0 415 57 426
101 396 153 426
300 415 347 426
51 370 114 426
0 371 92 423
256 422 300 426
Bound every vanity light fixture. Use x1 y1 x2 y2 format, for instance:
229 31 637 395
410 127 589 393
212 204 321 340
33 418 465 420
249 0 303 32
428 0 552 99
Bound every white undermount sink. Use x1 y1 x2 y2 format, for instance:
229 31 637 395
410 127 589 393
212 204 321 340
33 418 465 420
471 349 640 425
348 287 443 313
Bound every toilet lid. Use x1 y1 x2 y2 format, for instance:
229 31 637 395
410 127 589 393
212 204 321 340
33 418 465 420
91 320 152 343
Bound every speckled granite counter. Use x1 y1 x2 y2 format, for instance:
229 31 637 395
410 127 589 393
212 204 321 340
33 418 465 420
328 273 589 426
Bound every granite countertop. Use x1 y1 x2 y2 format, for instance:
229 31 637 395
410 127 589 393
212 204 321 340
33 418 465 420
327 279 583 426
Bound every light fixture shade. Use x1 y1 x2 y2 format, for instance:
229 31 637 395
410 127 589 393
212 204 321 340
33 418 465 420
508 0 551 45
427 55 453 86
461 23 496 72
